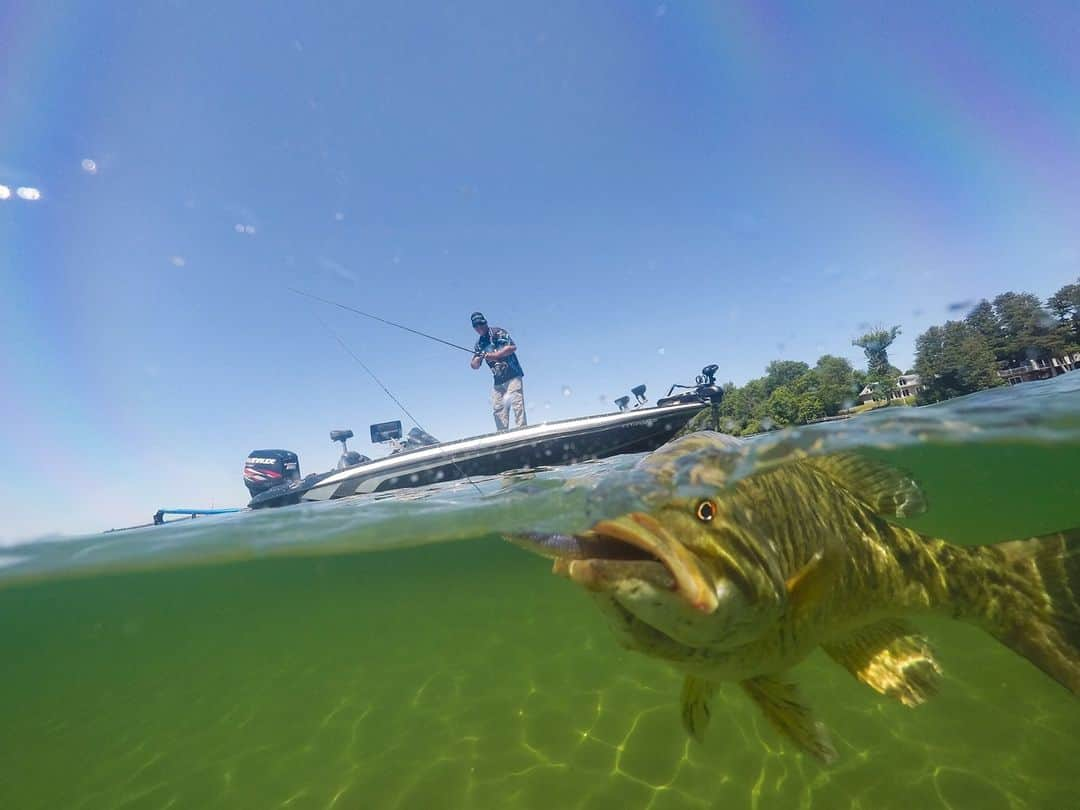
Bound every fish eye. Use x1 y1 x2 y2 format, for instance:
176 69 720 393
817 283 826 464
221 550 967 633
695 500 716 522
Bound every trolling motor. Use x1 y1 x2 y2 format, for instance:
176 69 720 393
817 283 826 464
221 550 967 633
656 364 725 430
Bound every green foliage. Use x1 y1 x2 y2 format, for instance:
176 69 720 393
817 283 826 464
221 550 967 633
763 360 810 394
964 300 1002 355
796 392 826 423
992 291 1064 362
914 321 1003 404
852 325 901 377
690 278 1079 435
765 386 800 426
690 355 858 436
912 281 1078 406
1047 279 1080 350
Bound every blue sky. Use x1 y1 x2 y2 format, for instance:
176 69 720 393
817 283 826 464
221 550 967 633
2 1 1078 541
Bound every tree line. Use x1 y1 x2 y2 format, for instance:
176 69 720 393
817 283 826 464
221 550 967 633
686 276 1079 435
690 355 874 436
913 278 1080 404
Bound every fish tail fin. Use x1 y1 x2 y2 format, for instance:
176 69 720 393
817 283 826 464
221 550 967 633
968 528 1080 695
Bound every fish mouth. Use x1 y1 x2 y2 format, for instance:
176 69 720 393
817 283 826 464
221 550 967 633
507 512 719 613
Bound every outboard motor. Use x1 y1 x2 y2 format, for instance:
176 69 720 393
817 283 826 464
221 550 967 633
243 449 301 498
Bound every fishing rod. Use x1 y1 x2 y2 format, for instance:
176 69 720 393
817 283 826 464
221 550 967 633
310 314 486 499
290 288 478 354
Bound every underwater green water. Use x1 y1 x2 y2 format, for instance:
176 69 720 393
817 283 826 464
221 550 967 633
2 376 1079 809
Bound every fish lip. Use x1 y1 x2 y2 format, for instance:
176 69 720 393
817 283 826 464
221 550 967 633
589 513 719 614
508 513 718 614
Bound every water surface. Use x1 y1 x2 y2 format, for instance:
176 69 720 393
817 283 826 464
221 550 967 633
2 375 1079 809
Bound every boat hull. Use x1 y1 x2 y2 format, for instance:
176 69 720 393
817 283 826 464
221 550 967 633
248 401 705 508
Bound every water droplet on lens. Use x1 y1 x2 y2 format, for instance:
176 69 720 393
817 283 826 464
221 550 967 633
562 386 572 397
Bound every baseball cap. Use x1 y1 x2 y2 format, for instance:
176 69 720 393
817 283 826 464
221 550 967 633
470 311 487 326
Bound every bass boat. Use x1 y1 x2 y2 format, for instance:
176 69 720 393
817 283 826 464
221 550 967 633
244 364 723 509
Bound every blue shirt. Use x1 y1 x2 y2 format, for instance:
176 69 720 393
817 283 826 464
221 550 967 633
474 326 524 385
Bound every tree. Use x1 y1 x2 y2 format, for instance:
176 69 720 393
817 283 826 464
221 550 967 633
796 392 826 423
964 300 1003 356
688 345 913 436
1047 279 1080 350
992 291 1060 362
813 354 857 415
914 321 1002 404
853 325 902 378
763 360 810 394
765 386 801 427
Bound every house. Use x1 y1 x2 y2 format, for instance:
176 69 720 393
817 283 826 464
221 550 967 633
997 351 1080 385
896 373 921 398
857 373 922 404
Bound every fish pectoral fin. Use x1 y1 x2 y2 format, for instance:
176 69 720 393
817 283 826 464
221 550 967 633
679 676 719 743
823 620 942 707
801 453 926 518
741 676 837 765
784 547 841 617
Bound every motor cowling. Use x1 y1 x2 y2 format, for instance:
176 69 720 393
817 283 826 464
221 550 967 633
243 449 301 497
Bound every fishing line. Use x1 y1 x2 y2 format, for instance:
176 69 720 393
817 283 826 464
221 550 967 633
290 288 478 354
311 315 486 498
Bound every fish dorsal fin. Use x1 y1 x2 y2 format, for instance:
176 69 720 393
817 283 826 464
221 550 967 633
785 547 841 618
801 453 926 518
741 676 837 764
679 676 719 743
822 619 942 707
